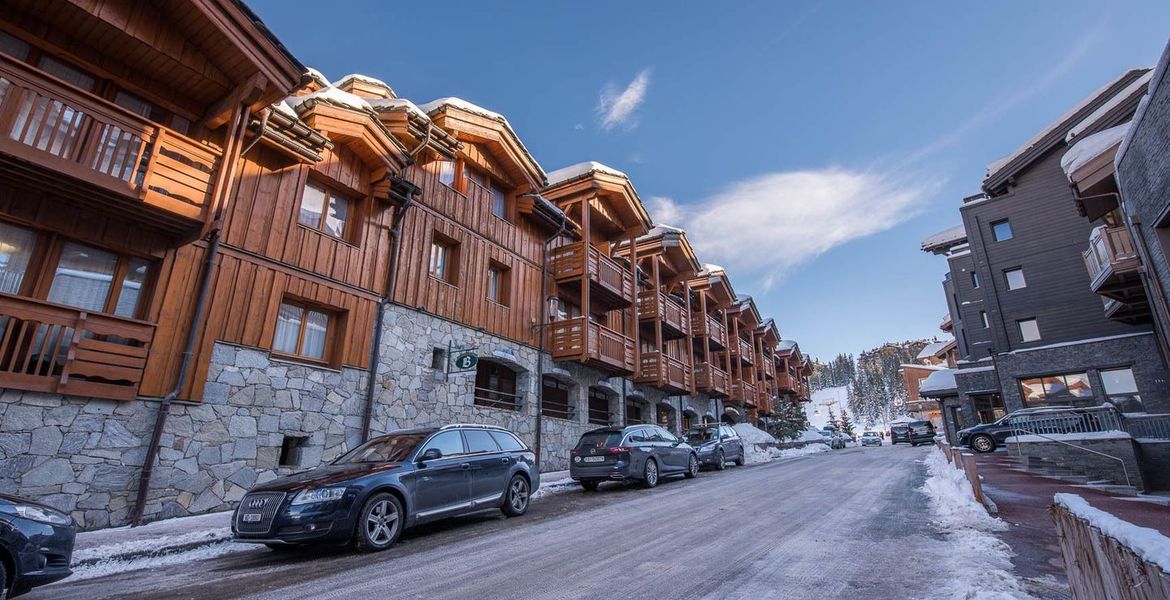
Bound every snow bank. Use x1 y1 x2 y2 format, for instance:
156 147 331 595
530 477 577 501
734 423 777 464
798 428 826 443
1004 431 1131 443
768 444 829 460
1054 493 1170 573
69 539 253 581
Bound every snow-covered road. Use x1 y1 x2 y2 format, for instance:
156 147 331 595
30 445 1015 600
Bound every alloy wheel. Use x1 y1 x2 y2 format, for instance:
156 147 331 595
686 454 699 478
972 435 995 453
715 449 726 470
364 498 399 547
644 460 659 487
509 478 529 512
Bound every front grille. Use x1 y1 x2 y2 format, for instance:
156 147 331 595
235 492 286 534
44 553 70 569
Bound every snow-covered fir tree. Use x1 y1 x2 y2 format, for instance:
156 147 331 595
765 400 812 441
838 410 856 437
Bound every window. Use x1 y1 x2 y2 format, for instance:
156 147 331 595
1017 318 1040 342
0 221 37 295
298 181 353 240
625 401 645 425
279 435 308 467
463 429 500 454
1019 372 1093 408
437 161 456 187
273 300 332 361
489 185 506 219
38 55 96 92
489 430 526 451
473 361 519 411
487 262 510 306
0 31 30 61
970 271 980 288
588 388 611 425
972 394 1005 424
980 311 989 328
428 233 459 285
430 347 446 370
1100 367 1143 413
542 376 573 420
991 219 1013 241
420 431 465 458
48 242 118 312
1004 268 1026 290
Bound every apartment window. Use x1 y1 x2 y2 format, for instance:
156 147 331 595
1100 367 1143 413
970 271 980 288
587 388 612 425
473 361 519 411
625 401 645 425
980 311 989 328
487 262 511 306
0 31 30 61
991 219 1013 242
437 161 456 187
38 55 96 92
1019 372 1093 408
279 435 308 467
1017 318 1040 342
273 300 332 361
0 221 37 295
489 186 507 219
1004 267 1026 290
428 233 459 284
541 376 574 420
298 181 353 240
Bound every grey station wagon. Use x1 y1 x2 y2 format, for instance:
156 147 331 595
570 425 699 490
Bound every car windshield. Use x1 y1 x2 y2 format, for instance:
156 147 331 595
685 428 716 443
863 432 878 437
577 431 625 449
333 433 430 464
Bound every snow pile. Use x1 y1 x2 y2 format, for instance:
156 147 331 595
920 447 1039 599
919 368 957 394
768 444 829 460
530 477 578 501
733 423 778 465
70 539 253 581
798 428 826 443
1054 493 1170 573
545 161 628 187
287 85 375 114
921 224 967 252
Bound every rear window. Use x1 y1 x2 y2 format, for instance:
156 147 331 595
578 431 624 449
489 430 526 451
463 430 500 454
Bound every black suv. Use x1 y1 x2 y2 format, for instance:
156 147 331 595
232 424 538 552
958 406 1093 453
570 425 699 490
0 493 75 598
891 420 935 446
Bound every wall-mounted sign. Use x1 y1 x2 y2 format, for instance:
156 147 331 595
452 352 478 371
444 341 478 380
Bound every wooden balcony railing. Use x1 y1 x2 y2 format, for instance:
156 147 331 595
776 372 798 392
694 362 729 395
691 312 727 348
732 337 754 364
0 294 155 401
0 55 220 225
549 242 634 305
731 380 757 406
761 356 775 379
637 351 692 392
549 316 636 373
637 290 689 337
1083 226 1141 293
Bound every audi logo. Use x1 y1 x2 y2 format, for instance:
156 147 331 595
247 498 269 509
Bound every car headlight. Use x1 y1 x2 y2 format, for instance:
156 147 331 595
290 487 347 505
0 503 73 526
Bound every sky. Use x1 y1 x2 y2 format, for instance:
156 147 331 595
249 0 1170 361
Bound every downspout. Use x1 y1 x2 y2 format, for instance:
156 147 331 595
530 195 568 469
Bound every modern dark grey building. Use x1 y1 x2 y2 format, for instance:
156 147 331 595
921 66 1170 444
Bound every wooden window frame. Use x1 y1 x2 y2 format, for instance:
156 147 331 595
428 231 460 286
296 179 359 244
486 260 511 307
270 297 341 367
454 159 514 223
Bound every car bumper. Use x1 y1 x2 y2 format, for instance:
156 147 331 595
7 517 75 594
232 502 355 545
861 440 881 446
570 461 636 481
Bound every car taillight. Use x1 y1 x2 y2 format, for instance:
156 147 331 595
570 448 579 457
609 446 631 454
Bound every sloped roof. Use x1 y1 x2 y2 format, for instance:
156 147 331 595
1061 122 1130 178
919 368 958 396
921 224 967 253
418 97 546 182
916 339 956 361
545 161 628 187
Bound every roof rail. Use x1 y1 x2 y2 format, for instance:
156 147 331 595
439 423 507 431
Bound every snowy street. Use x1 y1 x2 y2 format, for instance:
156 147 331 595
28 444 1014 600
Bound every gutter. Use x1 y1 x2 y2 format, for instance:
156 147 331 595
528 193 570 468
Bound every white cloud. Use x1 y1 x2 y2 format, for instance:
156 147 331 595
597 69 651 131
573 123 584 131
660 168 943 291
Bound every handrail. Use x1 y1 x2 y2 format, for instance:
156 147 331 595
1008 426 1131 488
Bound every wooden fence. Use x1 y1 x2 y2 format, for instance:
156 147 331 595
1052 501 1170 599
936 440 985 506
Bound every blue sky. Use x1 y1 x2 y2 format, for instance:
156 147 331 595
250 0 1170 360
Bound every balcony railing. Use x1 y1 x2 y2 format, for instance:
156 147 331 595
637 290 689 337
0 294 155 401
731 337 754 364
776 372 798 392
731 380 757 406
549 242 634 305
637 351 692 392
549 316 636 373
0 55 220 226
761 356 775 379
691 312 728 348
1083 225 1140 293
694 362 729 395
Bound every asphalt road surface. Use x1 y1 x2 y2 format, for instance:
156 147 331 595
33 444 954 600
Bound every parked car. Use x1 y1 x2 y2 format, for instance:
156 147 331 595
957 406 1092 453
891 421 936 446
0 493 75 598
232 424 538 552
684 424 745 470
571 425 699 490
817 430 846 450
860 431 882 446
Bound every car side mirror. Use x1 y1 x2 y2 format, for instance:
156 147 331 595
418 448 442 463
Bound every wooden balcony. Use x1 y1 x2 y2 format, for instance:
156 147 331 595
549 316 636 374
694 362 729 397
776 372 798 393
761 356 776 379
691 312 727 349
637 290 689 339
550 242 634 308
0 294 154 401
636 351 692 393
0 56 220 232
756 386 774 413
731 337 754 365
730 380 757 406
1083 226 1141 299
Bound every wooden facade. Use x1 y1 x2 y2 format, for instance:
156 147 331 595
688 266 736 398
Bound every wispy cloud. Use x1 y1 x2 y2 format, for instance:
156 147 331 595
597 69 651 131
655 169 944 291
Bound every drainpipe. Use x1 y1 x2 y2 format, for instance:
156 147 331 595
529 196 569 469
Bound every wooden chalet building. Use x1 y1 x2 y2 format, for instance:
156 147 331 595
0 1 814 529
775 340 812 405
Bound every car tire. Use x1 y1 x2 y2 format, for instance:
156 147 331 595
1 558 7 599
715 449 726 471
502 474 530 517
643 459 659 488
354 492 403 553
580 480 600 492
971 434 996 454
684 454 699 479
735 450 745 467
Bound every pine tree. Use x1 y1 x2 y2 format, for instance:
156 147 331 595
826 407 840 431
766 400 811 441
838 409 856 437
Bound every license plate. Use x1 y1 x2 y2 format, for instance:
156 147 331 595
242 513 262 523
583 456 604 463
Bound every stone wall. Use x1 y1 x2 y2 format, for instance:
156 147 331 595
1136 439 1170 491
1011 436 1146 490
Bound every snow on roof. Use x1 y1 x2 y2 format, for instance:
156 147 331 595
545 161 629 187
901 363 947 372
778 340 798 352
1065 72 1151 142
305 67 329 87
532 193 567 220
1054 493 1170 573
367 97 430 121
736 294 753 303
273 100 298 119
287 85 374 114
919 368 958 395
921 224 967 251
984 69 1147 183
1060 122 1130 178
417 97 545 179
916 340 954 361
647 224 685 237
333 73 396 96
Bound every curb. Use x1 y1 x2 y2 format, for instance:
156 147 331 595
74 533 235 567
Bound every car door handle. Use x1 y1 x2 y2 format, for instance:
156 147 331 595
499 457 510 464
460 463 471 470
